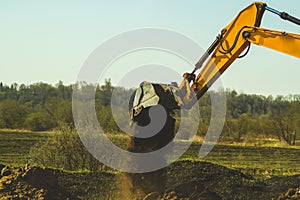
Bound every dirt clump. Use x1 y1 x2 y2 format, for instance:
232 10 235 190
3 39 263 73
155 180 222 200
273 187 300 200
0 164 70 200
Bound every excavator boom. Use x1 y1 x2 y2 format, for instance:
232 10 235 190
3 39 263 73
130 2 300 120
178 2 300 108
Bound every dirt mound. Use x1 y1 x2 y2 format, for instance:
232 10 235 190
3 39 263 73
155 180 222 200
116 160 300 200
0 164 71 200
273 187 300 200
0 161 299 199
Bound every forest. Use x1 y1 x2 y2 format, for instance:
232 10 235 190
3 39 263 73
0 80 299 146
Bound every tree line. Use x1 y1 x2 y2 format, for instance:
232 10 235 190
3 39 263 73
0 80 299 145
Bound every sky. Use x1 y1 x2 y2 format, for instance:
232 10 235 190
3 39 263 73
1 0 300 96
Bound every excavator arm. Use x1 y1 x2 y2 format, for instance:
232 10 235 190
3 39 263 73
130 2 300 120
179 2 300 108
244 27 300 58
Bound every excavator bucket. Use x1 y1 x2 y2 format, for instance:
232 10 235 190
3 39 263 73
130 81 182 122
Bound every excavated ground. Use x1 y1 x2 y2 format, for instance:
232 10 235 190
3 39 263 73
0 164 71 199
0 161 299 200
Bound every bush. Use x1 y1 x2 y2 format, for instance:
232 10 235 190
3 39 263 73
25 112 56 131
29 126 104 171
0 99 29 129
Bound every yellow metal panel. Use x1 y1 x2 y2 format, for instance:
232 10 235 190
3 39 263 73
178 2 300 107
193 2 265 99
246 27 300 58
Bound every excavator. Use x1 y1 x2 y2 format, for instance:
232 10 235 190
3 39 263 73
126 2 300 198
130 1 300 126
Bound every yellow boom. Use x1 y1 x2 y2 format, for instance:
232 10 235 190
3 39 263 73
179 2 300 108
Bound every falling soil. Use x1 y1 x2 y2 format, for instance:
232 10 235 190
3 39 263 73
122 106 176 199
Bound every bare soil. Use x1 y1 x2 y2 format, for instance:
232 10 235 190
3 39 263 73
0 161 299 199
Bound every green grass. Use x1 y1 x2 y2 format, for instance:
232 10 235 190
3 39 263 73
1 129 300 177
179 142 300 176
0 129 52 166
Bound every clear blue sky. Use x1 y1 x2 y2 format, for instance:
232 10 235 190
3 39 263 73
1 0 300 96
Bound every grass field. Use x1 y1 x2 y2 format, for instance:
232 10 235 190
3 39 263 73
1 129 300 199
1 129 300 177
181 143 300 176
0 129 52 165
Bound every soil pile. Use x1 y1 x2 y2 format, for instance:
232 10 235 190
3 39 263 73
0 164 70 200
274 187 300 200
0 161 299 199
156 180 222 200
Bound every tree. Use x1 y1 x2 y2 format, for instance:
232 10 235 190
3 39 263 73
0 99 29 129
270 97 300 145
237 114 249 142
97 79 113 106
223 116 235 137
25 112 56 131
43 97 73 127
